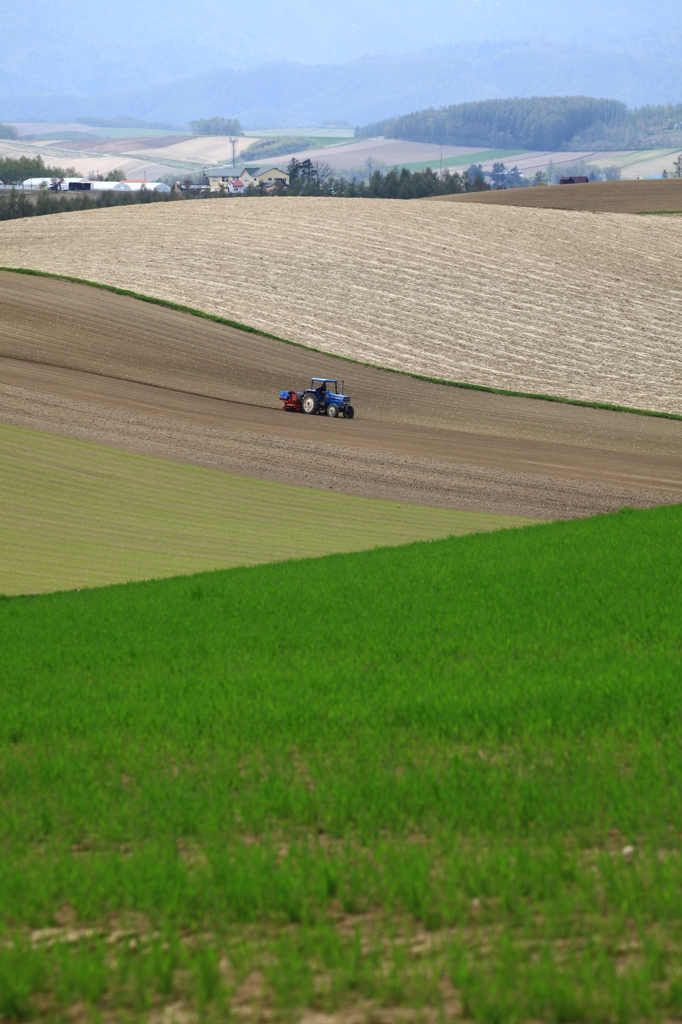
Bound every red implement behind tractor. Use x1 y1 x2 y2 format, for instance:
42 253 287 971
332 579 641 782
279 390 303 412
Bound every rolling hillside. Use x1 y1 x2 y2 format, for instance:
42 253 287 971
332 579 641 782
431 178 682 213
1 199 681 414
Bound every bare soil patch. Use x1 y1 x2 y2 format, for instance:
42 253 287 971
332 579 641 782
0 197 680 415
51 135 194 154
3 377 679 521
430 178 682 214
1 273 680 520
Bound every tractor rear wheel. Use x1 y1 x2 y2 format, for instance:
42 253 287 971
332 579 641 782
302 393 319 415
326 404 338 418
343 405 355 419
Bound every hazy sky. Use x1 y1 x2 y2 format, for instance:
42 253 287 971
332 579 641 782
2 0 682 97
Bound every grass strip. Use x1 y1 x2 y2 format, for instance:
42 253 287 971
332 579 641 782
2 265 680 423
0 421 531 595
389 147 528 173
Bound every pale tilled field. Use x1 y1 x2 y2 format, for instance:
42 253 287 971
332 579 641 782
1 198 681 414
131 134 258 165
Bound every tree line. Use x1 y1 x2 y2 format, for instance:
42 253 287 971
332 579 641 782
357 96 682 152
357 96 627 150
0 186 181 223
240 136 318 161
284 161 490 197
2 154 627 224
0 155 76 183
0 163 489 222
189 117 243 136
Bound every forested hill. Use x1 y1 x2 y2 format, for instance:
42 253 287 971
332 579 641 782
357 96 627 150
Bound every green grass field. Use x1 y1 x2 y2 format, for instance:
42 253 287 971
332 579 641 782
390 149 527 173
2 502 682 1021
0 422 531 594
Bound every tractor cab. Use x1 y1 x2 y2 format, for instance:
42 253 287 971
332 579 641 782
312 378 338 399
305 379 353 418
279 378 354 418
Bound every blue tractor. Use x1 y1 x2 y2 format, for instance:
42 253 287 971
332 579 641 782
279 378 355 418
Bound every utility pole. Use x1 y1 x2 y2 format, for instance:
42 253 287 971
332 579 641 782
439 119 444 177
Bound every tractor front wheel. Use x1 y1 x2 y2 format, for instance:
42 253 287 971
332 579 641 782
343 405 355 419
326 404 338 418
302 394 319 415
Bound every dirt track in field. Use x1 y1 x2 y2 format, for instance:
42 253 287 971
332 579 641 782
429 179 682 213
1 271 681 520
1 196 681 416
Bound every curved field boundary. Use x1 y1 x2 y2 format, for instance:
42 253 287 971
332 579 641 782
2 265 680 424
428 179 682 214
1 421 534 595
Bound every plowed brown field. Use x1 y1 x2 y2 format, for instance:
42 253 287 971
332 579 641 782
1 197 681 415
2 272 681 520
429 178 682 213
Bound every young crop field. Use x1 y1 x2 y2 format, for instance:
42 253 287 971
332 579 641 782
2 502 682 1021
281 138 522 172
0 421 526 595
387 149 527 173
1 197 681 414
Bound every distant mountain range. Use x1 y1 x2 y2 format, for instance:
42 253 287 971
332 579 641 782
3 0 682 95
3 42 682 129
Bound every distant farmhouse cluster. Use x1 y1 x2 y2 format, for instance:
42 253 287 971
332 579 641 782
21 177 171 192
16 165 291 196
204 165 290 192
